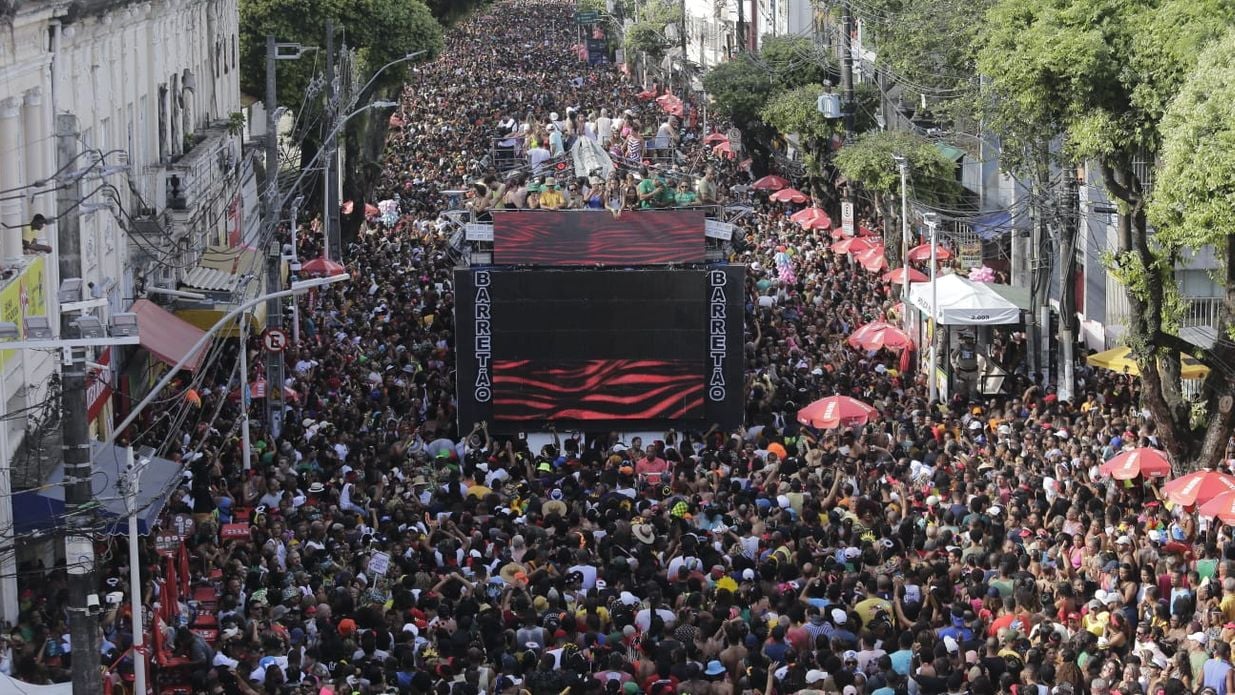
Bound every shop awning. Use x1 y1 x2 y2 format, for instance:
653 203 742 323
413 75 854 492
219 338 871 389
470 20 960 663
11 443 182 536
175 280 268 339
183 266 243 293
132 299 208 371
935 143 966 162
198 245 265 276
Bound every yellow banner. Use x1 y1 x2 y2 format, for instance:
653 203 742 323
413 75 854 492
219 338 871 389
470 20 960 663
0 257 47 370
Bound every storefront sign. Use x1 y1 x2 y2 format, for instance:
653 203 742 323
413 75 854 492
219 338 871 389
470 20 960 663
0 257 46 371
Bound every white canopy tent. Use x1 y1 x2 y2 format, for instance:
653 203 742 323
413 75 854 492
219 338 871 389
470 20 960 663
0 674 72 694
908 273 1022 326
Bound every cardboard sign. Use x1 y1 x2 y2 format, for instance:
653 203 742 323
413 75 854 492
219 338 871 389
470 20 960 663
368 551 391 577
155 533 181 558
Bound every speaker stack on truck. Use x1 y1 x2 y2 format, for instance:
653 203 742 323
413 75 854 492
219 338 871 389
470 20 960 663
454 208 745 434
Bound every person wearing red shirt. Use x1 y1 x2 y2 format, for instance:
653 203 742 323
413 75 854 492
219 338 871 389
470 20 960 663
635 442 669 483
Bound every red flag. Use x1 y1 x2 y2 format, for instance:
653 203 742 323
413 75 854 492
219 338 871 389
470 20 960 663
178 542 190 596
161 556 178 624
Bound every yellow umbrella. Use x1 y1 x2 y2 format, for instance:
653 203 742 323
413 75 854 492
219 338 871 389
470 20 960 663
1087 346 1209 380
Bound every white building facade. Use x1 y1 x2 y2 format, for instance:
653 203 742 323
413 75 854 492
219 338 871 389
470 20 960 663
0 0 242 622
684 0 817 70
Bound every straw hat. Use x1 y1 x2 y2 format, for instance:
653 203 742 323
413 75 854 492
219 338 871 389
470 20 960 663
542 500 568 517
499 562 529 585
633 524 655 545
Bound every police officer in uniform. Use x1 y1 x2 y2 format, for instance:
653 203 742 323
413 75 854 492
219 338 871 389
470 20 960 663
950 333 984 400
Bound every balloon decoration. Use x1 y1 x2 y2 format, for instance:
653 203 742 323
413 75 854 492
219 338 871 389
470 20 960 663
968 266 996 283
378 199 400 227
775 246 796 285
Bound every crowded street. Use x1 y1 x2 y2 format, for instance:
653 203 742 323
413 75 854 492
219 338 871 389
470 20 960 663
2 2 1229 695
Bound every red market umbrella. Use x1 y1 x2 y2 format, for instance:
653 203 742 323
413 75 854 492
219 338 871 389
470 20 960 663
797 395 879 429
702 132 729 145
790 207 832 230
830 236 878 255
769 187 809 204
858 225 877 237
1162 470 1235 506
752 175 791 191
713 141 736 159
656 93 685 117
883 266 928 284
1099 447 1173 481
1199 490 1235 525
908 243 954 262
856 245 888 272
637 88 658 101
300 256 345 277
830 226 851 240
847 321 913 352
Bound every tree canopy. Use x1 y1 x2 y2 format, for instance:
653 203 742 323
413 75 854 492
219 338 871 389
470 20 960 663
759 36 834 91
1149 27 1235 256
239 0 444 108
702 55 774 128
975 0 1235 467
860 0 989 122
834 130 961 207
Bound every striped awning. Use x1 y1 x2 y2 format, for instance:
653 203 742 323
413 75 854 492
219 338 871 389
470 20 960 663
183 266 242 292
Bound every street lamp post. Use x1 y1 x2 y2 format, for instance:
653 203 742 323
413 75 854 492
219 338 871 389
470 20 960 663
894 154 910 296
925 214 940 402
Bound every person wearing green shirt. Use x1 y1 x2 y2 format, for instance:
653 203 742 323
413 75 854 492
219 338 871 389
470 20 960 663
673 180 698 206
636 167 664 209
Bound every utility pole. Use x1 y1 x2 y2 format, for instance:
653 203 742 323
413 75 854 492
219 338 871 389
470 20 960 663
324 19 342 263
1027 163 1049 386
1057 168 1080 403
56 113 103 695
894 155 909 272
737 0 745 54
680 0 688 95
264 241 286 439
265 35 279 209
839 0 855 208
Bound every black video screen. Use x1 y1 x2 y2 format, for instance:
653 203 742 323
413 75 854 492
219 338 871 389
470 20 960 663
454 267 745 432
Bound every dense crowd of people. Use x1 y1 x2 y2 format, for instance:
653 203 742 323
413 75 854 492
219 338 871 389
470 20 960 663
3 2 1231 695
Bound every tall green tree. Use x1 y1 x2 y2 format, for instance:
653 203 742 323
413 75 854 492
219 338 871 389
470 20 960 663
702 54 776 174
860 0 990 124
760 84 841 206
759 36 834 91
977 0 1235 467
834 130 961 262
239 0 443 200
1148 27 1235 467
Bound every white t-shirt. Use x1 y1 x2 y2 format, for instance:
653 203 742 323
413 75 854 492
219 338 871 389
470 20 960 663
568 564 598 591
